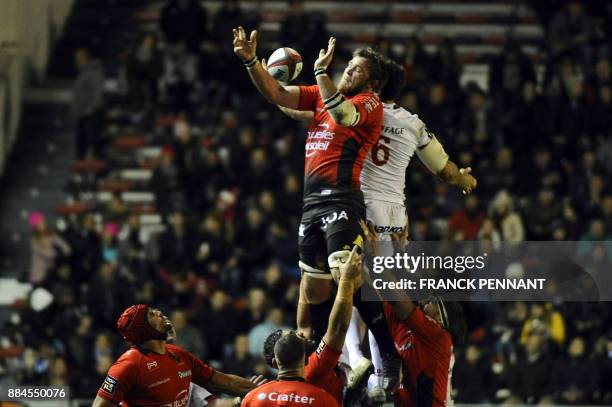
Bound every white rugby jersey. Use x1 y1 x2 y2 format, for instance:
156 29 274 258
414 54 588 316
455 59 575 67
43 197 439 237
360 103 432 204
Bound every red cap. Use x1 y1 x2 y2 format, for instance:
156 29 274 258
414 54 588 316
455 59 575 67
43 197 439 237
116 304 167 344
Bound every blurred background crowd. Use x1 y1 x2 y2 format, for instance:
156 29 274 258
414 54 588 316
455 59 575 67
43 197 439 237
0 0 611 405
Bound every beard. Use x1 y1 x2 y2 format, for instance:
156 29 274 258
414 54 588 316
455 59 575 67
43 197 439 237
338 76 366 97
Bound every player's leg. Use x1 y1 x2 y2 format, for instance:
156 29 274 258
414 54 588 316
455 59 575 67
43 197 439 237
323 207 400 393
344 307 365 367
297 213 334 342
364 200 409 396
367 331 385 402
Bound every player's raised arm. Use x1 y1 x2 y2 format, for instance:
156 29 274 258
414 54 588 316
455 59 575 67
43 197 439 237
314 37 359 127
232 26 300 109
323 245 362 350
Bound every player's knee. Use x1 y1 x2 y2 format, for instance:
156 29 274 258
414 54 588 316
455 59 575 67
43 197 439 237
302 275 332 304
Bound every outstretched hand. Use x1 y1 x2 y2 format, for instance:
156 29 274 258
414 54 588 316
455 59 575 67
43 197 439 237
232 26 257 62
314 37 336 70
458 167 477 195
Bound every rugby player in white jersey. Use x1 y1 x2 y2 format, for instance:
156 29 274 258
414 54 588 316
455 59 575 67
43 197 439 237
273 57 476 402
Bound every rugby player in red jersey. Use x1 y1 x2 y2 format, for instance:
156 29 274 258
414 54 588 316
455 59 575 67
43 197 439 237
92 305 258 407
363 224 467 407
261 246 365 404
242 332 339 407
233 26 400 390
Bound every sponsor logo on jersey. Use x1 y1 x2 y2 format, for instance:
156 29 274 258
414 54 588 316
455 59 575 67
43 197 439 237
257 392 316 404
316 339 327 356
147 377 171 388
321 211 348 228
364 97 380 113
161 390 189 407
395 341 413 352
305 123 334 157
382 126 405 135
101 375 118 394
299 224 306 237
374 226 404 233
178 369 192 379
147 361 158 370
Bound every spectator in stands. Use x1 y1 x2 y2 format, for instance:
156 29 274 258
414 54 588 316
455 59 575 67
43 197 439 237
458 83 499 159
523 188 563 240
401 36 430 95
429 37 462 95
102 193 128 224
118 214 148 283
28 212 71 285
86 262 130 329
125 34 163 115
489 39 536 108
489 190 525 242
549 0 595 72
520 303 566 347
156 211 198 272
590 84 612 138
601 335 612 404
197 290 240 360
223 334 257 379
66 213 101 283
162 42 200 115
420 83 455 142
510 331 555 404
249 307 290 357
552 336 599 404
506 82 553 152
556 79 589 159
151 145 183 214
448 195 485 240
160 0 208 53
518 146 562 197
170 309 207 359
72 48 104 159
454 344 493 403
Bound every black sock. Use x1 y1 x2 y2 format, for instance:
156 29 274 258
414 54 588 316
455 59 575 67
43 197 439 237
309 298 335 343
353 285 397 358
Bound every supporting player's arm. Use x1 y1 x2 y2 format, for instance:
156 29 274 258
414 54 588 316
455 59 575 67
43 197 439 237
205 371 257 397
278 105 314 121
232 26 300 109
416 134 477 195
314 37 360 127
92 396 118 407
361 221 416 321
323 245 362 350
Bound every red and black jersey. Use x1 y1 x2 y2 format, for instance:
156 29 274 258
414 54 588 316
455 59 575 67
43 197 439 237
297 85 383 208
241 377 339 407
384 304 454 407
304 339 344 403
97 344 215 407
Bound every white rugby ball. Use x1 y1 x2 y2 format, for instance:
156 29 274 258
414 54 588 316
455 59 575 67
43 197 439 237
267 47 303 83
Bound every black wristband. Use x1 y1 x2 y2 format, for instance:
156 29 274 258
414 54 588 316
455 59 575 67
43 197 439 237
314 67 327 77
244 56 258 68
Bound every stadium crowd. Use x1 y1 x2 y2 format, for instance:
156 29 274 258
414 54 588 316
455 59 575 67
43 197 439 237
1 0 612 405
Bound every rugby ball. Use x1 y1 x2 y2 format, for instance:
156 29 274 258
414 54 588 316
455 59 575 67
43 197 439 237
267 47 303 83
